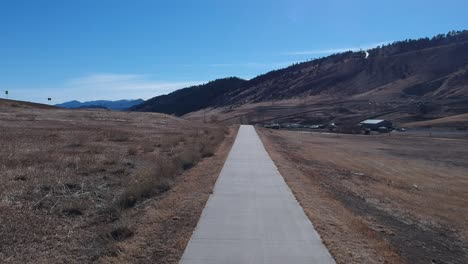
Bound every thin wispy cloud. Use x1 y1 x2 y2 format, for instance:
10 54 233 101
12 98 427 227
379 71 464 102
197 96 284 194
180 62 298 69
283 41 393 56
211 62 296 68
61 73 204 102
13 74 204 104
66 74 201 93
209 62 276 68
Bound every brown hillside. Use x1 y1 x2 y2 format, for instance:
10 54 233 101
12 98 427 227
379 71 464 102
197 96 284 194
0 98 56 109
135 30 468 126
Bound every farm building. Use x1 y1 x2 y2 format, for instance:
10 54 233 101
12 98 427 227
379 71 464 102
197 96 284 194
359 119 393 131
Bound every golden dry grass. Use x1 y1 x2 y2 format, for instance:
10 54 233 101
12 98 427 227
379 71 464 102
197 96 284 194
0 106 228 263
258 128 468 264
403 113 468 128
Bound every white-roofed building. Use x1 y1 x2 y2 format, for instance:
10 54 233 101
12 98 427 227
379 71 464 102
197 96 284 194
359 119 393 130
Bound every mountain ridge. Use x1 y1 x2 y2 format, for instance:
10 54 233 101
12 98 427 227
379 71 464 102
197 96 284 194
131 30 468 125
56 99 144 110
130 77 246 115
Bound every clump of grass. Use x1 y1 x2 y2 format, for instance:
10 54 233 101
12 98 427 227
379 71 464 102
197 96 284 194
109 223 134 242
99 221 134 257
124 159 135 168
118 163 176 209
97 204 121 223
62 207 83 217
200 129 225 157
127 147 137 156
68 140 83 148
201 148 215 158
118 182 147 209
13 175 27 181
106 130 131 142
176 148 200 170
115 127 227 210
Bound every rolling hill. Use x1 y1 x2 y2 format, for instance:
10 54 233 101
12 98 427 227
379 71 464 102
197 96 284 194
0 98 56 109
132 30 468 126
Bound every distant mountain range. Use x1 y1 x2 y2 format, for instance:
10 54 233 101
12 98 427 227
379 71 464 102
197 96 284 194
56 99 144 110
131 30 468 125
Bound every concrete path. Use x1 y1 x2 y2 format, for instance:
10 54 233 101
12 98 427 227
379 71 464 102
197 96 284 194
180 125 335 264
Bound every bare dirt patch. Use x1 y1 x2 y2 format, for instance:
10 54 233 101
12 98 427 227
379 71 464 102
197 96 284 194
0 105 235 263
258 128 468 264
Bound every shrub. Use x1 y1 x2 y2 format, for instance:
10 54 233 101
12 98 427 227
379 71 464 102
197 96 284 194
117 127 226 209
110 225 133 241
118 164 175 209
127 147 137 156
176 148 200 170
60 200 86 217
101 221 134 242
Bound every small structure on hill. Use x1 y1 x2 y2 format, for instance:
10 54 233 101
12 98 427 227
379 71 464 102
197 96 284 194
359 119 393 131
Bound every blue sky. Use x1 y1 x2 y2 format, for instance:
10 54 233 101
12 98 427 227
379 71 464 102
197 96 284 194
1 0 467 104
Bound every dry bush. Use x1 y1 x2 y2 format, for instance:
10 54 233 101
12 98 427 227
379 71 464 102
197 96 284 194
200 129 226 157
100 208 121 224
98 220 134 258
118 181 151 208
200 144 215 158
155 156 179 178
127 147 137 156
109 222 134 242
61 200 86 217
116 132 224 209
118 162 175 209
176 147 201 170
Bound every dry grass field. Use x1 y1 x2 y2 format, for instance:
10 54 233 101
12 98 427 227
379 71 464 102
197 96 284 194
258 128 468 264
404 113 468 128
0 102 235 263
